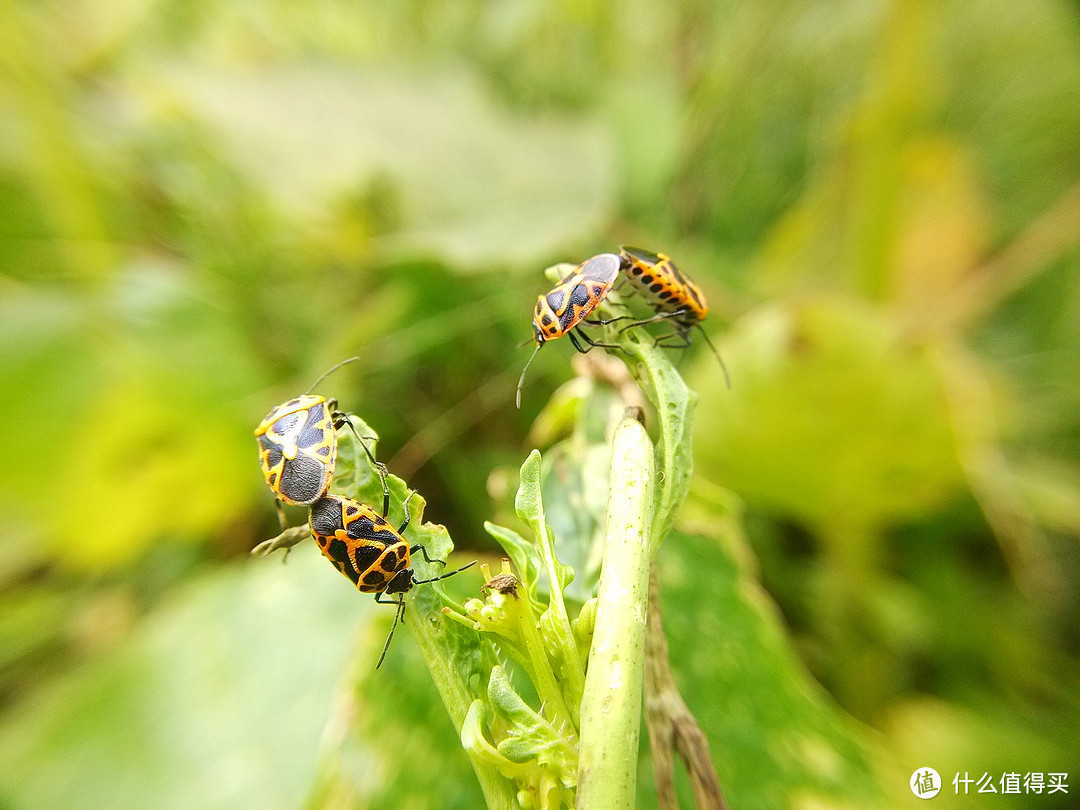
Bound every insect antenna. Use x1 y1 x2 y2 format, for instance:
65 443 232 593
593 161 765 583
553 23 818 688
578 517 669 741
414 558 477 586
516 343 543 409
305 356 362 394
697 326 731 389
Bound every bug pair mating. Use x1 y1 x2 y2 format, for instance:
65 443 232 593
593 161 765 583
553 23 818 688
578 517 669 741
254 359 474 668
516 246 728 407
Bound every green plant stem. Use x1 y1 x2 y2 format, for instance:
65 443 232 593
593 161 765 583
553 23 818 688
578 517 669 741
577 412 656 809
403 598 519 810
513 589 579 737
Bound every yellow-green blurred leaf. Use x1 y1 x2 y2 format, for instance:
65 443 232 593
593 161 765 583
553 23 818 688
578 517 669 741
695 299 965 530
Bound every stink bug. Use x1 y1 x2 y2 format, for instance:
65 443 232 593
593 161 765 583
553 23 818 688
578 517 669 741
309 471 475 667
618 246 729 385
254 357 373 507
516 252 623 407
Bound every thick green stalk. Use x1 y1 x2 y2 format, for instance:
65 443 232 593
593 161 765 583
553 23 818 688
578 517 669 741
577 412 656 809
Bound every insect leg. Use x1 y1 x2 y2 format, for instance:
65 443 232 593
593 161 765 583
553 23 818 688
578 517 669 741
333 412 391 517
396 490 416 535
569 330 621 353
410 543 445 566
373 591 406 669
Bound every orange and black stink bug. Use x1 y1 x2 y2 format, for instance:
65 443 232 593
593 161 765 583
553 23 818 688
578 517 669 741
618 246 729 385
255 358 373 507
309 475 475 668
516 252 623 407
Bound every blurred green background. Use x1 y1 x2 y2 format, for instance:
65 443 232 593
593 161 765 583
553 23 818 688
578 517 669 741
1 0 1079 807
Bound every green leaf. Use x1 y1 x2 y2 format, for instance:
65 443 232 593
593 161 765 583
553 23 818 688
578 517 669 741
462 699 529 777
515 450 574 595
310 629 493 810
0 546 363 810
694 301 964 530
621 334 697 548
515 449 545 528
323 413 385 504
488 667 575 773
511 450 586 722
538 386 624 602
644 513 887 809
143 65 617 268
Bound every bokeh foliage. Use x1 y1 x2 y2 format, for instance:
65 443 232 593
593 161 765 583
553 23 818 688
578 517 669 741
2 0 1079 808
